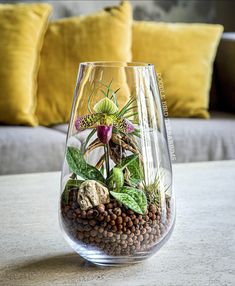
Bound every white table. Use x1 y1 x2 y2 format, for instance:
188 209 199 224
0 161 234 286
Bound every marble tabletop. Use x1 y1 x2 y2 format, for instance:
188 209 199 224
0 160 234 286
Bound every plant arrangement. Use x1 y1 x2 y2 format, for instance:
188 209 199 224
61 81 172 256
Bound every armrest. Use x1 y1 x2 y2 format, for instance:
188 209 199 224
215 32 235 113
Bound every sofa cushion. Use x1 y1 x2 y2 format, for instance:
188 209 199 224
36 1 132 126
0 126 66 175
51 125 97 146
132 21 223 118
0 3 52 126
2 112 231 175
53 112 235 164
52 124 68 134
170 112 235 162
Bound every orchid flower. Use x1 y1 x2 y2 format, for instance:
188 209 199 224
75 97 135 144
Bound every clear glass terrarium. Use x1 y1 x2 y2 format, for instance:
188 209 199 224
59 62 175 266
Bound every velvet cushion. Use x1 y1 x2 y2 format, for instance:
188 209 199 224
36 1 132 126
132 22 223 118
0 3 52 126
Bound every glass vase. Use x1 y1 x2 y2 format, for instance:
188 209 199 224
59 62 175 266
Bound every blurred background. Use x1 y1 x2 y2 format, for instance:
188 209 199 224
0 0 234 175
1 0 235 31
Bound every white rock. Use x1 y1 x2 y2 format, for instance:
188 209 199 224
77 180 110 210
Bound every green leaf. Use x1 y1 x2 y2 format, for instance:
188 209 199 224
129 178 141 187
123 105 138 114
122 187 147 214
119 154 143 182
128 159 143 181
110 187 147 215
132 129 141 138
118 96 136 117
101 89 108 97
106 79 113 98
110 88 120 107
110 192 142 214
107 155 139 188
125 112 139 119
62 179 83 204
82 128 96 153
88 90 94 114
66 146 105 182
100 164 105 176
107 167 124 192
118 154 139 170
99 80 114 98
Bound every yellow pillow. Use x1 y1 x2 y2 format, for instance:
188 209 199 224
0 3 52 126
132 22 223 118
36 1 132 126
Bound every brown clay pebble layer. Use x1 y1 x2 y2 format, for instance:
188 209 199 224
61 189 172 256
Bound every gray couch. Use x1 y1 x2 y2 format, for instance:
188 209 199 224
0 33 234 175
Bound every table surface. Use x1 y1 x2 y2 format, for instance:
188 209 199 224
0 160 234 286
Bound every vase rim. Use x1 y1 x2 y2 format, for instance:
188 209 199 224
80 61 154 68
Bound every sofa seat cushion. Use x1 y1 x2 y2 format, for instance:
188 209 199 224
52 124 68 134
52 112 235 164
0 126 66 174
170 112 235 163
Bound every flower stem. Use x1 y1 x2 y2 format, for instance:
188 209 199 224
104 144 110 178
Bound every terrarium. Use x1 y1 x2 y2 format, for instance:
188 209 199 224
59 62 175 266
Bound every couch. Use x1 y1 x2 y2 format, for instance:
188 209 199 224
0 33 234 175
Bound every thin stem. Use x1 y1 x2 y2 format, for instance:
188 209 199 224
104 145 110 178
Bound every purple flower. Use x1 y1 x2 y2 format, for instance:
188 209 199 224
75 116 84 130
123 118 135 133
97 125 113 144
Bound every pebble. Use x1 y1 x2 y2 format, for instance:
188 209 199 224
111 214 117 220
107 232 113 238
127 220 133 227
84 225 92 231
116 216 123 224
86 210 93 219
97 204 105 213
89 220 96 226
90 230 97 237
114 208 122 216
81 211 87 218
61 195 172 256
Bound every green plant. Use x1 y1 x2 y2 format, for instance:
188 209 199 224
66 146 105 183
145 168 171 205
62 178 83 204
111 187 147 215
62 81 149 214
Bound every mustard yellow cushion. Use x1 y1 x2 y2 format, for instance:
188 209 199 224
0 3 52 126
132 22 223 118
36 1 132 126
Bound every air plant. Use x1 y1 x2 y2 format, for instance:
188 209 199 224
145 168 171 206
